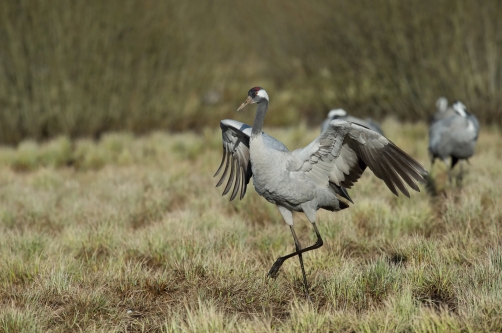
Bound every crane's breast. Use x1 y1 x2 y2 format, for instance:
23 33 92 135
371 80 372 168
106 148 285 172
250 136 315 207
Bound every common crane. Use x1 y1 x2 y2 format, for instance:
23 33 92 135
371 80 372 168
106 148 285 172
215 87 427 299
428 101 479 182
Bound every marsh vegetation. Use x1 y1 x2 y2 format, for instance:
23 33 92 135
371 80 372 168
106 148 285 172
0 0 501 144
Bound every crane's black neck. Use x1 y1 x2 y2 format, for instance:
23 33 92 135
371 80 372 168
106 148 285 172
251 100 268 138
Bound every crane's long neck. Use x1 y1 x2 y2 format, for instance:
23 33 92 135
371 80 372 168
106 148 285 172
251 100 268 138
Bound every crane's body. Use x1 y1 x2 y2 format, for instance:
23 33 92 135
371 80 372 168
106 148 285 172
250 134 346 214
428 101 479 181
215 87 427 299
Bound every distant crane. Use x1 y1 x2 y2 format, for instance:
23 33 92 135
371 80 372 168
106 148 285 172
321 109 384 135
215 87 427 299
428 101 480 182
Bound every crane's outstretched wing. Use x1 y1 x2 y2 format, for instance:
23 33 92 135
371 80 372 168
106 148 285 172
363 118 385 136
321 115 384 136
214 120 253 201
215 119 288 201
291 120 427 197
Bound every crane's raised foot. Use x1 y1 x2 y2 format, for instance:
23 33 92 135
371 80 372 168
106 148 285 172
267 237 324 279
267 257 285 279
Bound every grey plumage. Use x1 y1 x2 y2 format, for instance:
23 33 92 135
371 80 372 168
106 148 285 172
430 97 456 123
215 120 288 201
428 101 480 177
215 87 427 299
321 108 384 135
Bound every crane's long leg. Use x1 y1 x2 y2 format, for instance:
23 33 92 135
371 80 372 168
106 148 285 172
289 225 311 300
273 206 320 299
449 156 459 184
456 160 464 186
268 223 323 280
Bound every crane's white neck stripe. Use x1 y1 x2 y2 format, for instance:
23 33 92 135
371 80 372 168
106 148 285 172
328 109 347 118
453 102 467 117
436 97 448 112
256 89 269 101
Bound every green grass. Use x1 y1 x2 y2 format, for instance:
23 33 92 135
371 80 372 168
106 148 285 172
0 120 501 332
0 0 501 143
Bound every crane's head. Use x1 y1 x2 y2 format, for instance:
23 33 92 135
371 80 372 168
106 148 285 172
237 87 269 111
436 97 448 113
327 108 347 119
453 101 467 117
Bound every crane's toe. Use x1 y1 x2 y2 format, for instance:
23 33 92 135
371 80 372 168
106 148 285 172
267 257 285 278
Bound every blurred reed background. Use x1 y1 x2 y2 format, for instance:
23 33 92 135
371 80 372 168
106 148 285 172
0 0 500 144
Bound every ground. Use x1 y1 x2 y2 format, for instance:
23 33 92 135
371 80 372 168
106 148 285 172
0 119 501 332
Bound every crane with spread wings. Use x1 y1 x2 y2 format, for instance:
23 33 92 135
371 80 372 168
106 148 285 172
215 87 427 299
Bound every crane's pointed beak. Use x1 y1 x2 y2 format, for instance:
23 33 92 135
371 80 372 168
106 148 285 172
237 96 253 112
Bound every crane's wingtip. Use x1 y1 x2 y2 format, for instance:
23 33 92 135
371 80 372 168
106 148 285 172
215 178 225 187
418 172 429 184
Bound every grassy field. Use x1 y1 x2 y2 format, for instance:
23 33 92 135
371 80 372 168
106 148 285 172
0 119 501 332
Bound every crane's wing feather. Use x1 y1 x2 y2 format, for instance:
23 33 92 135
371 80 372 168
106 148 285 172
215 119 288 201
294 120 427 198
215 120 253 201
